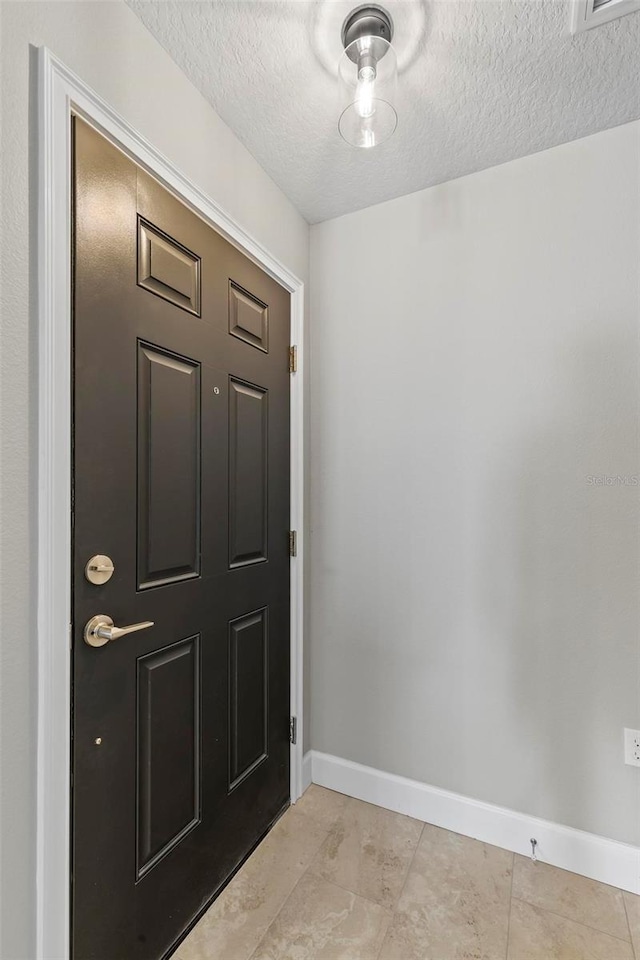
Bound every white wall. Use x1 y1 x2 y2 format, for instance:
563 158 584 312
0 3 309 955
310 122 640 847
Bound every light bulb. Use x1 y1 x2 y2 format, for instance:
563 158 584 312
355 76 375 119
355 60 376 118
338 26 397 150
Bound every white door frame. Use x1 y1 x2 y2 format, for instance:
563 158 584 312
37 47 305 960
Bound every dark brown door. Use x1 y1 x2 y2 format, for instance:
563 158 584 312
72 118 291 960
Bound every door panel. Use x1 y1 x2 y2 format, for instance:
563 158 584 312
229 608 269 789
72 118 291 960
137 343 201 588
229 377 269 567
229 281 269 351
137 218 201 316
136 635 201 879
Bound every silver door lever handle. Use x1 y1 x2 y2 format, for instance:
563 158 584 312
84 614 154 648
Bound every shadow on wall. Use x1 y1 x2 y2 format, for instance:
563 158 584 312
481 330 639 840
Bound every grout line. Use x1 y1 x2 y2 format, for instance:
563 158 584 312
305 867 394 913
623 893 637 960
505 852 515 960
375 919 393 960
243 805 336 960
375 914 394 960
510 896 633 945
251 827 396 960
374 822 426 960
247 870 308 960
390 822 425 912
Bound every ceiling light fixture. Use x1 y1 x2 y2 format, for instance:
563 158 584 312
338 5 397 149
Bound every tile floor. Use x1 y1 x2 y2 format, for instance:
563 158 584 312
175 785 640 960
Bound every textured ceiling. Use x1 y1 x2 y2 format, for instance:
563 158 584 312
127 0 640 222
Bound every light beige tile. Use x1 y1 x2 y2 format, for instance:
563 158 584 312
292 784 349 830
512 854 629 940
309 797 423 909
624 892 640 959
379 823 512 960
508 897 634 960
177 808 329 960
250 871 391 960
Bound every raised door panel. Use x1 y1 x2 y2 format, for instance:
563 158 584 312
229 609 268 790
229 281 269 352
228 378 268 567
137 218 201 316
138 344 201 589
136 636 201 879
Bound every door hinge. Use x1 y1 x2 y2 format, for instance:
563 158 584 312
288 345 297 374
289 716 297 744
288 530 297 557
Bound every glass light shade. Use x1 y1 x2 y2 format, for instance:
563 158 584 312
338 37 398 149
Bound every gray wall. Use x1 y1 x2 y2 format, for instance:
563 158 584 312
0 4 309 955
310 121 640 847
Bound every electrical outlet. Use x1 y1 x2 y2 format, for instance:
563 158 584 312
624 729 640 767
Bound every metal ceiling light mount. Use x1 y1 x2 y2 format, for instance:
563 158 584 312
338 5 397 149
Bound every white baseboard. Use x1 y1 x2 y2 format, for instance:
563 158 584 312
310 751 640 895
301 750 313 794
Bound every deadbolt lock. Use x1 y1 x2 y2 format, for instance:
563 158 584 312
85 554 115 585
